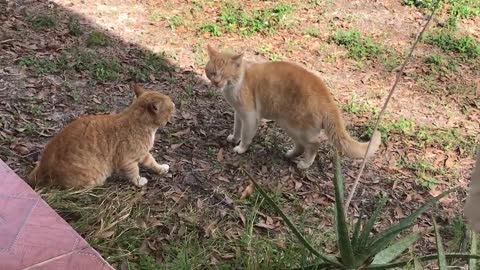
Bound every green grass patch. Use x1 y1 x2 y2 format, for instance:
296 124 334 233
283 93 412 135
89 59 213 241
424 53 458 74
68 19 83 36
303 27 320 37
29 14 56 29
167 15 185 30
87 31 109 47
201 2 293 36
423 30 480 58
199 22 222 36
129 51 172 82
331 29 381 60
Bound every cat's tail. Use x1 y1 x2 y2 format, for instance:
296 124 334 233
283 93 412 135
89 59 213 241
27 163 43 185
323 109 381 159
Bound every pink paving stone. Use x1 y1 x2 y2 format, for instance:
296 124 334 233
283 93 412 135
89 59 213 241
0 159 114 270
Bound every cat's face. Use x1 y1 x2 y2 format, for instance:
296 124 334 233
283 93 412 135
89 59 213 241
205 45 243 89
132 84 175 127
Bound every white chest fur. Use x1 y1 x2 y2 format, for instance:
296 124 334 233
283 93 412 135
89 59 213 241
150 128 157 148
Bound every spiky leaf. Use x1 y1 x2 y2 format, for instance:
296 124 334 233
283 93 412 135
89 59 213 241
356 196 388 251
470 231 477 270
372 232 420 264
433 216 447 269
245 171 340 266
333 154 356 267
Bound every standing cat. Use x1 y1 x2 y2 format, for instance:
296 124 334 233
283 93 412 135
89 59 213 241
28 84 175 188
205 45 381 169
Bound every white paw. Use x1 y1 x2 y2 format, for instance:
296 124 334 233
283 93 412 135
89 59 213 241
227 134 235 143
233 145 247 154
138 177 148 187
285 149 297 159
297 160 313 170
157 164 169 174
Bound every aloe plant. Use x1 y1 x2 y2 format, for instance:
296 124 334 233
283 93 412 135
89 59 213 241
246 153 480 269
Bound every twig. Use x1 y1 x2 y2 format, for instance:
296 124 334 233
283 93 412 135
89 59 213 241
344 2 440 211
0 39 14 44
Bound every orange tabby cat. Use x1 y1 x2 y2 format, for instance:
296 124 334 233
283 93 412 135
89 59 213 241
205 45 381 169
28 84 175 188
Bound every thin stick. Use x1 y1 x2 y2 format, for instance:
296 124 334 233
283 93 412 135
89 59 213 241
344 3 440 211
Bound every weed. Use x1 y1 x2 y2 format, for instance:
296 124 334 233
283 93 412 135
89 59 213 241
416 74 440 93
381 51 403 72
449 0 480 20
90 59 121 81
423 30 480 58
167 15 185 29
87 31 109 47
199 22 222 37
331 29 381 60
402 157 440 189
19 56 60 75
129 51 171 82
148 11 162 23
30 105 43 116
68 19 83 36
29 14 56 29
424 53 457 74
442 215 467 249
204 88 219 98
218 2 293 36
304 27 320 37
342 97 376 115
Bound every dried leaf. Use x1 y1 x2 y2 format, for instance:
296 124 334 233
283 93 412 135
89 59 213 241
240 182 255 200
217 148 224 163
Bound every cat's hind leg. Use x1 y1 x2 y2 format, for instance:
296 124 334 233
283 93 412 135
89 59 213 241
297 134 321 169
281 124 306 159
141 153 169 175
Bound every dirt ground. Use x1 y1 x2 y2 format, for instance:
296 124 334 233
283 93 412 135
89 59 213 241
0 0 479 269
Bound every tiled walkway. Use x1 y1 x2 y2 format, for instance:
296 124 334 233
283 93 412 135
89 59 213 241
0 159 114 270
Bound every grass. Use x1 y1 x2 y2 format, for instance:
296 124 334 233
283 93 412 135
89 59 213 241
331 29 381 60
20 48 171 83
167 15 185 30
424 53 458 74
68 19 83 36
199 22 222 37
87 31 109 47
423 30 480 58
304 27 320 37
199 2 293 36
29 14 56 29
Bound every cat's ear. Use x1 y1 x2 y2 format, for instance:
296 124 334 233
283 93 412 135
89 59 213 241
148 101 160 114
131 83 146 98
231 53 244 65
206 44 216 57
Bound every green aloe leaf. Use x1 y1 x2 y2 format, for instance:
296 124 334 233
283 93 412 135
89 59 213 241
371 188 455 244
432 216 447 269
414 257 424 270
357 196 388 251
244 171 340 266
362 188 454 261
470 231 477 270
372 232 420 264
365 254 480 269
333 154 357 267
351 216 362 251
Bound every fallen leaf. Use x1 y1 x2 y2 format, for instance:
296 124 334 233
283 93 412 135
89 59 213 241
217 148 224 163
293 180 303 191
240 182 255 200
96 230 114 239
255 222 276 230
235 206 246 225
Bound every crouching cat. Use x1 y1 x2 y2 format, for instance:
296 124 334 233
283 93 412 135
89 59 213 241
28 84 175 188
205 45 381 169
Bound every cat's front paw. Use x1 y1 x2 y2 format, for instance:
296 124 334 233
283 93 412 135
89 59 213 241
227 134 238 143
156 164 169 175
297 160 313 170
233 145 247 154
137 177 148 187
